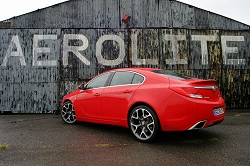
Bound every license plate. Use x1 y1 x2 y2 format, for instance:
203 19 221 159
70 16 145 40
213 107 224 116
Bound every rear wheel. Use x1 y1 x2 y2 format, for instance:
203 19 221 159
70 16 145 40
129 105 159 142
61 101 76 124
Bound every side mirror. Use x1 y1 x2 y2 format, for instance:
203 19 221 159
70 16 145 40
78 84 85 90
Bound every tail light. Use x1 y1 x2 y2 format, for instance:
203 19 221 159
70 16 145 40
170 87 203 99
170 86 220 100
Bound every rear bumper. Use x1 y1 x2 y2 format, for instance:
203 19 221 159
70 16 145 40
157 93 226 131
188 119 224 130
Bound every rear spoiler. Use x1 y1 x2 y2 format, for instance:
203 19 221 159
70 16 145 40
185 79 217 86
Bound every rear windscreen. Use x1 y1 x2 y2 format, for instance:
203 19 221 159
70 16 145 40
151 70 194 80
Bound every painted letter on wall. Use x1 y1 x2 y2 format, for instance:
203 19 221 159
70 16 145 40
221 36 245 65
1 35 26 66
33 35 58 66
192 35 217 65
165 34 188 65
96 35 125 66
63 34 90 66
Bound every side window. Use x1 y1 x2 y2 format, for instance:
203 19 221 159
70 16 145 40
110 71 135 86
85 73 111 89
132 74 144 84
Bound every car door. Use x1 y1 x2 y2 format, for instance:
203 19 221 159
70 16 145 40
76 72 111 119
101 71 144 121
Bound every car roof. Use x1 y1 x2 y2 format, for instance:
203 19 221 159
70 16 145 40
112 68 160 72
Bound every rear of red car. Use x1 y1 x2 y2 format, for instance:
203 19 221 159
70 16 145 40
151 70 225 131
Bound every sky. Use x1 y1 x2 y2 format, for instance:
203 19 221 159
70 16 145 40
0 0 249 25
178 0 250 25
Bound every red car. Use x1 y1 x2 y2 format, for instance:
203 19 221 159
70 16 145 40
61 68 225 142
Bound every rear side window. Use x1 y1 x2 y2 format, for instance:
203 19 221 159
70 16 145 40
132 74 144 84
109 71 144 86
110 71 134 86
151 70 193 80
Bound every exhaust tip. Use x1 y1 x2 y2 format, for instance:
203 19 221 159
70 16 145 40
188 120 207 130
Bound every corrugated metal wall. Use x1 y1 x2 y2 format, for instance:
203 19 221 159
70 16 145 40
129 28 250 108
59 28 128 104
0 29 60 113
3 0 250 30
0 0 250 113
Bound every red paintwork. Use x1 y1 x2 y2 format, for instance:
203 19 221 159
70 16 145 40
61 68 225 131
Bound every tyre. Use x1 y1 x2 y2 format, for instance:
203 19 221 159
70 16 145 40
61 101 77 124
129 105 159 143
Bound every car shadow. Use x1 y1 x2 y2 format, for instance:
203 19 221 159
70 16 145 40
72 121 225 147
155 129 226 147
72 121 135 140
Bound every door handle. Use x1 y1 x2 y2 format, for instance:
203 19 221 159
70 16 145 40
123 90 132 93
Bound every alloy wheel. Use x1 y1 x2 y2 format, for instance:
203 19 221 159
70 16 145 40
61 101 76 124
129 106 159 142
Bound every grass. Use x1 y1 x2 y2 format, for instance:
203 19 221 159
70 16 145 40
0 144 8 150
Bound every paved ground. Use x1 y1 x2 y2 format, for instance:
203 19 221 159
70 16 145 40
0 109 250 166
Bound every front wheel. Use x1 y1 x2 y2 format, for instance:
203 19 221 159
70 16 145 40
61 101 77 124
129 105 159 143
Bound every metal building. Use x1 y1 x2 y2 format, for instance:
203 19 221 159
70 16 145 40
0 0 249 113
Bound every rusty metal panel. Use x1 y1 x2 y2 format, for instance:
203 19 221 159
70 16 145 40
129 0 172 28
11 83 57 113
60 1 80 28
193 8 210 29
60 29 94 80
1 27 250 112
0 21 10 28
7 3 61 28
6 0 121 29
120 0 132 29
220 31 250 69
223 69 250 108
130 0 146 27
241 70 250 107
129 28 250 108
161 29 189 70
2 0 249 30
211 14 235 30
59 28 128 103
60 28 127 81
0 0 249 113
158 0 172 27
232 22 250 30
130 29 160 68
93 0 120 28
11 10 45 28
208 13 250 30
144 0 160 27
75 0 94 28
144 0 172 27
59 0 94 28
190 30 221 69
59 80 85 105
171 1 195 29
141 0 160 27
95 29 128 71
0 83 13 112
44 4 61 28
194 8 250 30
0 29 60 113
220 31 250 108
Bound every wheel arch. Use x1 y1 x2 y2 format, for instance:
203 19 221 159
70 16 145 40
61 99 77 124
127 102 162 131
63 99 72 104
62 96 77 106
